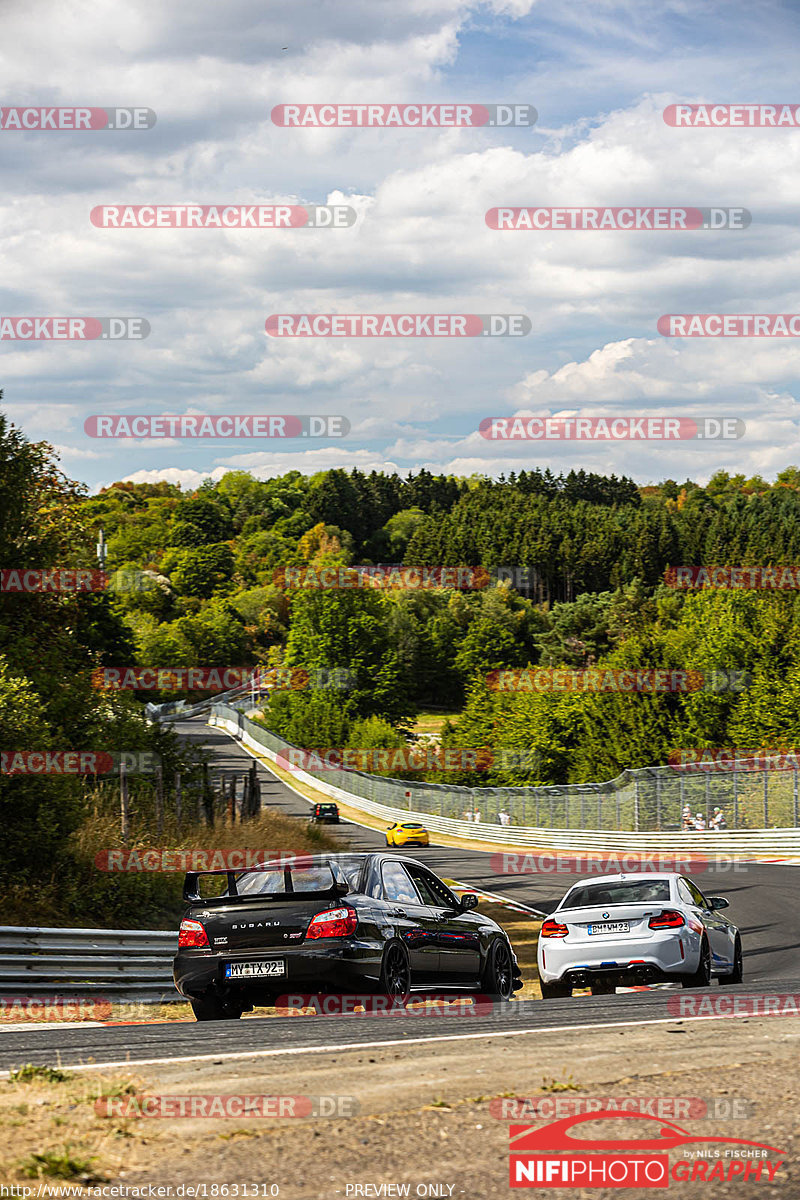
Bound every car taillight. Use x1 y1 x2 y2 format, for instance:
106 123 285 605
648 910 685 929
178 918 210 949
305 907 358 939
540 919 569 938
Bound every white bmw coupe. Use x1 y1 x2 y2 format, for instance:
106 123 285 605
537 872 743 998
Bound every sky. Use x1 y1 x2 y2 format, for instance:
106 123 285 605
2 0 800 492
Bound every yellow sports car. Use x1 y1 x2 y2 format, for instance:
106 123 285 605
385 821 430 847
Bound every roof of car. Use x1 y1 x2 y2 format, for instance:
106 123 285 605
565 872 682 885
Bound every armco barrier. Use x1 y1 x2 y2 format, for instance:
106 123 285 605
0 926 179 1003
207 707 800 857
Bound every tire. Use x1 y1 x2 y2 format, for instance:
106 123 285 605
540 980 572 999
379 942 411 999
681 935 711 988
718 936 743 985
385 836 392 846
190 993 244 1021
482 938 515 1001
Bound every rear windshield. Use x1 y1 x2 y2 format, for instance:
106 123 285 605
402 823 423 829
560 879 672 909
317 805 337 812
236 865 337 896
233 855 362 897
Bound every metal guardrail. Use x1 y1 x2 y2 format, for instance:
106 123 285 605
206 706 800 855
0 926 180 1003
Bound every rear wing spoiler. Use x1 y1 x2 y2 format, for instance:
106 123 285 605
183 862 350 905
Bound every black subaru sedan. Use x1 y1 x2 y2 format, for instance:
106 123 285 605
173 852 522 1020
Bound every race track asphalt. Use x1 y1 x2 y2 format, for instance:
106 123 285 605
2 716 797 1073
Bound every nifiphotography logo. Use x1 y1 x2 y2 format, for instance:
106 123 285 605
508 1111 785 1188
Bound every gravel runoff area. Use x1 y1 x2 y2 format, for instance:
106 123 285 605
1 1011 797 1199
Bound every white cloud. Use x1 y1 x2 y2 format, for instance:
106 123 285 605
3 1 800 488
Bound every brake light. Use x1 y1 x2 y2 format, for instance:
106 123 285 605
178 918 210 949
306 907 358 939
540 919 569 938
648 910 685 930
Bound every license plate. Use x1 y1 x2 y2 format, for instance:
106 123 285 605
587 922 630 935
225 959 286 979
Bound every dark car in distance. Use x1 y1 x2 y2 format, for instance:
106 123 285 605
310 802 339 824
173 852 522 1020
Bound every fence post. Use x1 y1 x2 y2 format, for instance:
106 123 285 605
733 768 738 829
154 764 164 838
763 768 769 827
120 762 130 844
794 768 799 828
634 778 640 832
655 770 662 831
705 772 710 829
175 772 182 834
203 763 214 827
228 776 237 824
250 760 260 818
616 788 621 830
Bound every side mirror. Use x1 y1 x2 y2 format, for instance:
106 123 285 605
708 896 729 910
459 892 479 911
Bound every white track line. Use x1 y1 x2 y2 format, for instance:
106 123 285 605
2 1009 795 1077
0 1021 105 1032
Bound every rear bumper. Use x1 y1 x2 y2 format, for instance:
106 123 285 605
174 939 382 999
559 962 674 987
538 930 700 985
